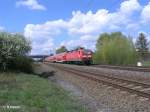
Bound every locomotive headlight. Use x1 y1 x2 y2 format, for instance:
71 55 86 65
83 55 87 57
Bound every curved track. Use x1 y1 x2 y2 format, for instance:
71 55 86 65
49 63 150 99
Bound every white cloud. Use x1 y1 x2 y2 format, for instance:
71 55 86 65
80 35 97 41
68 0 141 36
16 0 46 10
68 10 109 35
120 0 141 15
24 20 67 54
24 0 143 54
0 26 4 31
141 2 150 23
31 39 54 54
24 20 66 40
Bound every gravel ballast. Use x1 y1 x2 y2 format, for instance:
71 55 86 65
35 63 150 112
60 64 150 84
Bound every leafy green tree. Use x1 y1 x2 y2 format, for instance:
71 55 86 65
96 33 110 48
56 46 68 54
94 32 137 65
135 33 149 58
0 32 31 71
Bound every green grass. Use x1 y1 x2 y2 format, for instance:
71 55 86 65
0 73 87 112
143 60 150 67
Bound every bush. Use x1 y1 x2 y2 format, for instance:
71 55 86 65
0 32 32 72
94 32 138 65
7 56 33 73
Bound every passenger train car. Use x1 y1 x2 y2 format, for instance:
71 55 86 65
45 48 93 65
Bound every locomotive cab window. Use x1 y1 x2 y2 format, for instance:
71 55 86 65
84 49 91 54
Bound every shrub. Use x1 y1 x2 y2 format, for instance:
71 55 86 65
0 32 32 72
8 56 33 73
94 32 138 65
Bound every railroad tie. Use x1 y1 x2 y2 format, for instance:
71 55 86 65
130 94 137 97
101 85 108 88
106 86 113 89
131 86 142 90
119 83 128 86
140 88 150 92
120 91 128 94
124 84 134 87
114 88 120 92
138 97 149 101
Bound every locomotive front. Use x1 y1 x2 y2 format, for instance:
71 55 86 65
79 48 93 65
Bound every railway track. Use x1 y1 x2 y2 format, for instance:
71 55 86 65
48 63 150 100
91 64 150 72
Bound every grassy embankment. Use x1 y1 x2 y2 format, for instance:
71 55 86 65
0 73 87 112
143 60 150 66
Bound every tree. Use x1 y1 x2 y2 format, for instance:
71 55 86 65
96 33 110 48
94 32 137 65
0 32 31 71
135 33 149 58
56 46 68 54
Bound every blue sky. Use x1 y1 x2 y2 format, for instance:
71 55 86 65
0 0 150 54
0 0 125 32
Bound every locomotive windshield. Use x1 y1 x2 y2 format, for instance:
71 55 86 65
84 49 91 54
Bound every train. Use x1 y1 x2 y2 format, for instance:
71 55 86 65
44 47 93 65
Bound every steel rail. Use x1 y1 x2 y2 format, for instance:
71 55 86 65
73 68 150 88
49 63 150 99
91 65 150 72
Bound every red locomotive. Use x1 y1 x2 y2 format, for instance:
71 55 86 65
45 48 93 65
